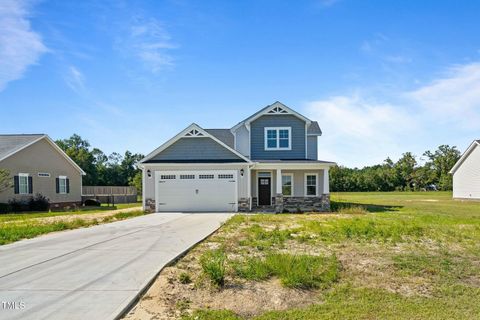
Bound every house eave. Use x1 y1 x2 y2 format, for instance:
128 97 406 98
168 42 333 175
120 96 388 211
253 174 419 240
449 140 480 174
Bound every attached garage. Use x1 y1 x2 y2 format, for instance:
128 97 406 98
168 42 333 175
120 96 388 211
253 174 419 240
155 170 238 212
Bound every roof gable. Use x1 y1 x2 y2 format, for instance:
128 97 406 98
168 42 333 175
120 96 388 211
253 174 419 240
140 123 251 164
0 134 45 161
0 134 86 175
231 101 312 131
450 140 480 174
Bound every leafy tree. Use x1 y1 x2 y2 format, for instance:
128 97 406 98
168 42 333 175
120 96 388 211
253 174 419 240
56 134 98 185
56 134 144 187
0 169 12 193
423 145 460 190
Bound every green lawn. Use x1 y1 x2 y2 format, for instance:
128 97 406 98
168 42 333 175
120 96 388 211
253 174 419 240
157 191 480 320
0 202 140 223
0 202 145 245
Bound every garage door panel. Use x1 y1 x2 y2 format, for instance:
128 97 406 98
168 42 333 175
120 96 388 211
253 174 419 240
155 170 237 212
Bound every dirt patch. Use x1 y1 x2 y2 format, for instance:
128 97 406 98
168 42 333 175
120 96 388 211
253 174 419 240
124 267 319 320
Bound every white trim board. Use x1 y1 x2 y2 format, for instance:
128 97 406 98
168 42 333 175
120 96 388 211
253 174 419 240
231 101 312 132
450 140 480 174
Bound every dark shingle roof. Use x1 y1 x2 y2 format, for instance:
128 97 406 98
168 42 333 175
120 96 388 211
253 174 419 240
205 129 234 148
307 121 322 135
0 134 45 161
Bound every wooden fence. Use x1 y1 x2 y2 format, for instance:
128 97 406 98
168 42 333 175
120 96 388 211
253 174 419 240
82 186 137 204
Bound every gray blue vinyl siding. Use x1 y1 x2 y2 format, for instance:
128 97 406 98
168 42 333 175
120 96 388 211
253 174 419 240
250 115 306 160
150 137 244 161
307 136 318 160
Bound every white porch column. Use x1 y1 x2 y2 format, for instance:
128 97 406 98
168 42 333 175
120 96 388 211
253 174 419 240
276 168 282 194
323 168 329 194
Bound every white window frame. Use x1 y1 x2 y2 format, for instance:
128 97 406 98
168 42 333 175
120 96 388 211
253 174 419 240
58 176 67 194
264 127 292 151
304 173 318 197
18 173 29 195
281 173 294 197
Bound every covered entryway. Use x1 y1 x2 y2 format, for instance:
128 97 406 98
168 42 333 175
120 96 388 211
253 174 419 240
155 170 237 212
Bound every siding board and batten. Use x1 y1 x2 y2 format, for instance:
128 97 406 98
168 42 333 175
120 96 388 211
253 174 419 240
250 115 306 160
451 141 480 200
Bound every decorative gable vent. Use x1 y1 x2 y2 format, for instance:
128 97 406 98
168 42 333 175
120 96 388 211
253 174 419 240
184 129 205 137
267 105 289 114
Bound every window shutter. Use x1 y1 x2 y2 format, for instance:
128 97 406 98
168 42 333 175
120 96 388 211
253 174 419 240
28 176 33 194
66 178 70 194
56 178 60 193
14 176 19 194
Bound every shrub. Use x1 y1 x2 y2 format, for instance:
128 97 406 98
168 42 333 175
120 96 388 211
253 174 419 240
29 193 50 211
8 198 29 212
200 249 226 287
0 203 12 214
179 272 192 284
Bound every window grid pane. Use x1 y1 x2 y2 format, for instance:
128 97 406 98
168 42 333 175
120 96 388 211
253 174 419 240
19 176 28 194
59 178 67 194
282 175 292 196
306 175 317 196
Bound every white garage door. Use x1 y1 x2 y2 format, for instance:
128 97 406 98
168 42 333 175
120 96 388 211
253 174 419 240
155 170 237 212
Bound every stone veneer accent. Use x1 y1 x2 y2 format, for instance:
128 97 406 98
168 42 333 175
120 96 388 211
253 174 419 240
238 197 250 212
145 198 155 213
281 194 330 213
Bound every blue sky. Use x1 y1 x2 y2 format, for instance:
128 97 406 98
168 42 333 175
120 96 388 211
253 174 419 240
1 0 480 167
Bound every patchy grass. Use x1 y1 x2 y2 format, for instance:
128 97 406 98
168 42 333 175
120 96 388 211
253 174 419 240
0 210 145 245
124 191 480 320
233 253 339 289
200 249 227 287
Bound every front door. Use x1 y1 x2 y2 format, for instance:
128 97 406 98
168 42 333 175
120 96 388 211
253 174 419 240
258 177 271 205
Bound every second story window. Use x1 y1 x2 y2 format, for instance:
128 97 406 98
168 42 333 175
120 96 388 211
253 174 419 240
264 127 291 150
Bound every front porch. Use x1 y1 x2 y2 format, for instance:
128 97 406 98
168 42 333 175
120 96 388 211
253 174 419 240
247 162 332 213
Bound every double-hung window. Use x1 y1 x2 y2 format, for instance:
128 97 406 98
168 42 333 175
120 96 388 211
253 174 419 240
58 176 67 194
265 127 291 150
18 173 29 194
305 174 317 196
282 174 293 196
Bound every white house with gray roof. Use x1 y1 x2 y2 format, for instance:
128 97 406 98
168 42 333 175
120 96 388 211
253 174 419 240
139 101 335 213
0 134 85 209
450 140 480 200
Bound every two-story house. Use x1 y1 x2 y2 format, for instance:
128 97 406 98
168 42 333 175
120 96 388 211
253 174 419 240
139 101 335 213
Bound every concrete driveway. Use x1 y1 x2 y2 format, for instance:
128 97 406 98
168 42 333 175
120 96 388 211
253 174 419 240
0 213 232 320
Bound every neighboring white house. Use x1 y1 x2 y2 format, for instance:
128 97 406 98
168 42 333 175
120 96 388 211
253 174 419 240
450 140 480 200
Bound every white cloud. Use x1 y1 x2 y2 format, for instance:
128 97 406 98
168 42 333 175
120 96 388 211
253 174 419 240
125 16 176 73
408 62 480 130
305 94 419 167
305 61 480 167
0 0 47 91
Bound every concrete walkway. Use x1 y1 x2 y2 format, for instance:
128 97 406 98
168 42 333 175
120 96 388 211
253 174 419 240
0 213 232 320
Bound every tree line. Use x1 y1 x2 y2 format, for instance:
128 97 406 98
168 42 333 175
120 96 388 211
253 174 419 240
330 145 461 192
56 134 144 192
